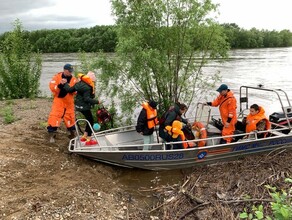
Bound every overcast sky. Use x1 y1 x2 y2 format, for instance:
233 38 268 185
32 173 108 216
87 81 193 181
1 0 291 34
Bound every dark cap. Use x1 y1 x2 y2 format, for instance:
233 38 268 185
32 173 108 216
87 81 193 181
216 84 228 92
64 64 74 72
149 100 158 109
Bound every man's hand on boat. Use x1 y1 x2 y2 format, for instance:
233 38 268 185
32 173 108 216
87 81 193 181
202 102 212 106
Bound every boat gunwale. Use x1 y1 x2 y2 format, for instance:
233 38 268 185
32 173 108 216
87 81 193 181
69 126 292 153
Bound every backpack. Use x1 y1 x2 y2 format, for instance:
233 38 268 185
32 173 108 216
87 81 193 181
182 126 195 140
96 107 112 125
159 106 175 125
159 111 168 125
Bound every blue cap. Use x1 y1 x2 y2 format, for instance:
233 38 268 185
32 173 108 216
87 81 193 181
64 64 74 72
216 84 228 92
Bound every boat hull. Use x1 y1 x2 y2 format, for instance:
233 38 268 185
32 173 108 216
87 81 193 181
69 134 292 170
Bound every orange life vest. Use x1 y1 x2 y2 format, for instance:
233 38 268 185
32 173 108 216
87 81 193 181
246 106 271 136
142 102 158 129
192 121 207 147
78 73 95 94
165 120 188 149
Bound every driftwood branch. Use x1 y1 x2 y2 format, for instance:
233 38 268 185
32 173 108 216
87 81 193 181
181 188 204 204
148 196 176 213
178 202 210 220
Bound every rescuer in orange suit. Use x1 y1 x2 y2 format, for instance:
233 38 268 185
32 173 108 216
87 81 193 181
206 84 237 144
47 64 77 143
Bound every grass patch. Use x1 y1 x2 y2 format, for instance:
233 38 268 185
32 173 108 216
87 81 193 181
0 105 16 124
23 100 38 110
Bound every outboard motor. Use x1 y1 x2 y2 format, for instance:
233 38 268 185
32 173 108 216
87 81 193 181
269 111 292 134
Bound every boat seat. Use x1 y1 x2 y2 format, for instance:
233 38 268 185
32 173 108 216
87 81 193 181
206 124 221 135
206 134 221 146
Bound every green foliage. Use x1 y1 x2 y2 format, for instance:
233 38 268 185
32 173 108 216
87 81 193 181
266 180 292 220
1 22 291 53
0 104 16 124
0 19 42 99
1 23 291 54
240 205 266 220
240 178 292 220
221 23 292 48
27 25 117 53
95 0 228 116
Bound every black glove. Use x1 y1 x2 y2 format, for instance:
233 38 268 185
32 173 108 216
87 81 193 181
57 83 64 89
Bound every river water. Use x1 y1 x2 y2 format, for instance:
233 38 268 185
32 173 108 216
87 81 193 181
40 48 292 192
41 48 292 114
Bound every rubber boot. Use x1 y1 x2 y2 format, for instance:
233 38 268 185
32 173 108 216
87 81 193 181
49 132 56 143
68 130 76 139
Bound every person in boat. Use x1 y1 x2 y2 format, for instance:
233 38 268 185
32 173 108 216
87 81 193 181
165 120 189 150
158 102 190 142
243 104 271 138
62 71 100 140
136 100 159 150
47 64 77 143
205 84 237 144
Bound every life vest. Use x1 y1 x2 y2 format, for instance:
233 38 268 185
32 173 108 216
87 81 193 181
246 106 271 137
78 73 95 94
142 102 158 129
165 120 188 149
192 121 207 147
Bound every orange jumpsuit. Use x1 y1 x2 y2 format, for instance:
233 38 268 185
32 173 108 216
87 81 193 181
47 72 77 130
211 90 237 143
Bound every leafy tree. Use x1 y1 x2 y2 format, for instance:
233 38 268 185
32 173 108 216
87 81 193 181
221 23 241 48
1 23 291 53
279 30 292 47
0 19 42 99
95 0 229 119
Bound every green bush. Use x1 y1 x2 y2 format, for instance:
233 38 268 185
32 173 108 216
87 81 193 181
0 19 42 99
0 105 16 124
240 178 292 220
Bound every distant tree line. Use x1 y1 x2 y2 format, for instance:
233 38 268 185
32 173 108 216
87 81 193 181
0 25 117 53
221 23 292 48
0 23 292 53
